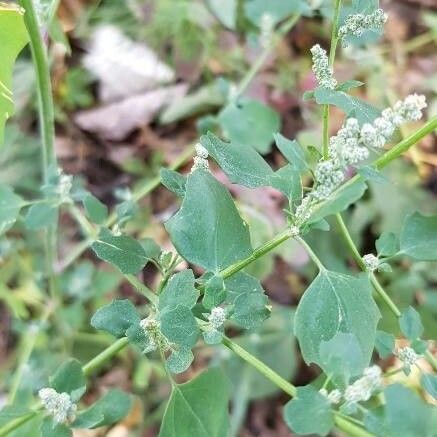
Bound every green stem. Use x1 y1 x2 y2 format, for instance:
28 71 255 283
335 214 366 269
295 236 326 272
322 0 342 159
124 274 158 305
219 228 293 279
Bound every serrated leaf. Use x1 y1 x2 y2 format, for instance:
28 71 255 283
91 299 140 338
160 305 199 347
159 269 199 311
200 132 274 188
41 417 72 437
319 332 365 387
283 385 334 436
160 168 186 198
421 374 437 400
166 346 194 374
313 88 380 124
24 203 58 230
273 133 307 172
203 275 226 310
226 272 270 329
165 169 252 272
159 368 229 437
218 100 280 154
244 0 311 26
374 330 395 359
399 212 437 261
399 306 423 340
294 271 380 369
50 359 86 402
308 179 367 224
0 4 28 144
91 230 148 274
376 232 399 257
0 184 23 234
82 193 108 224
72 389 131 429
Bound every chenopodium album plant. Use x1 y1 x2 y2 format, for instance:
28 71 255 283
1 1 437 436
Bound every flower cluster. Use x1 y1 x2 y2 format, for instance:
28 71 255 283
38 388 77 424
339 9 387 45
140 317 169 352
319 388 342 404
191 143 209 172
260 13 274 49
363 253 379 271
397 346 419 367
310 44 337 90
343 365 382 410
203 307 226 344
293 94 427 224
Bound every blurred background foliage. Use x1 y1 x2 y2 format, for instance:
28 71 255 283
0 0 436 435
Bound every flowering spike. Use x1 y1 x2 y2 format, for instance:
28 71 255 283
310 44 337 90
38 387 77 424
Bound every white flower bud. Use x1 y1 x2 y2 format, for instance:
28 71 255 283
363 253 379 271
191 145 209 172
39 388 77 424
310 44 337 89
289 225 300 237
208 307 226 330
260 13 274 49
397 346 419 366
195 143 209 159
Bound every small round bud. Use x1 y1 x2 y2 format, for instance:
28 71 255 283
39 387 77 424
363 254 379 271
208 307 226 330
397 346 419 366
195 143 209 159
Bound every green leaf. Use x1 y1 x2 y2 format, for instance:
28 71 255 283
308 179 367 224
159 368 229 437
72 389 131 429
24 203 58 230
294 271 380 370
218 100 280 154
160 305 199 347
200 132 274 188
411 338 428 355
336 80 364 92
399 212 437 261
203 275 226 310
270 165 302 206
364 384 435 437
206 0 237 29
0 184 23 234
0 406 32 427
91 299 140 338
41 417 72 437
159 269 199 311
141 238 161 260
91 230 148 274
244 0 311 26
165 169 253 272
283 385 334 436
273 133 307 172
126 321 156 354
82 193 108 224
313 88 380 124
0 4 28 144
358 165 389 184
374 330 395 359
226 272 270 329
421 374 437 400
319 332 365 387
399 306 424 340
160 168 186 198
50 359 86 402
376 232 399 257
166 346 194 374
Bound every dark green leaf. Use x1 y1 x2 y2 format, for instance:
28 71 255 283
159 368 229 437
166 346 194 374
399 212 437 261
82 194 108 224
91 230 147 274
200 132 274 188
73 389 131 429
0 184 23 234
165 169 253 272
41 417 71 437
50 359 86 402
159 269 199 311
203 275 226 310
91 299 140 338
411 338 428 355
160 168 187 198
399 306 423 340
160 305 199 347
374 330 395 359
421 374 437 399
126 321 155 354
283 385 334 436
141 238 161 260
313 88 380 124
270 165 302 205
294 271 380 369
25 203 57 230
376 232 399 257
273 133 307 172
218 100 280 154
